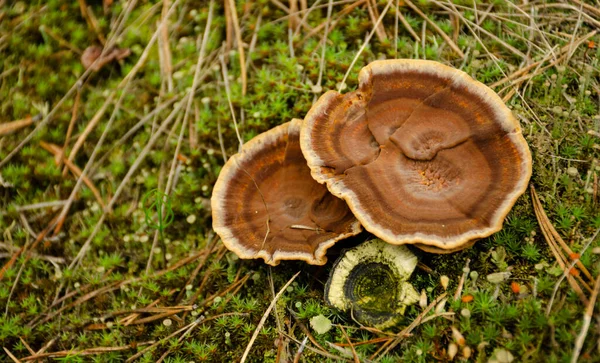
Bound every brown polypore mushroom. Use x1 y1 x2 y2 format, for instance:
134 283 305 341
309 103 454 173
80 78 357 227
211 119 361 266
300 59 532 252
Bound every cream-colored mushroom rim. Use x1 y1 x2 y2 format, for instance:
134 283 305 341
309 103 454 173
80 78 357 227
211 119 362 266
301 59 533 251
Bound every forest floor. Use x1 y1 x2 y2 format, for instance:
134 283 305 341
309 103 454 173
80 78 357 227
1 0 600 362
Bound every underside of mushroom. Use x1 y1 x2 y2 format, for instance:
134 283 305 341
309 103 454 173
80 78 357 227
301 60 532 251
211 119 361 266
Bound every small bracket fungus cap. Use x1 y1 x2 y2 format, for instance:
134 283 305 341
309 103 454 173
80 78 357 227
211 119 361 266
325 239 420 330
301 59 532 251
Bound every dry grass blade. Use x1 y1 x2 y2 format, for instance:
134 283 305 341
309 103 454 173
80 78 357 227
226 0 247 95
185 245 228 307
281 331 346 361
367 0 387 42
490 30 597 89
240 271 300 363
292 336 308 363
59 85 81 167
526 3 600 29
219 54 244 149
572 270 600 363
29 251 205 328
3 347 22 363
18 338 35 356
175 236 218 303
338 324 360 363
569 0 600 18
396 8 420 42
288 308 329 353
295 0 368 49
20 343 152 361
436 0 524 59
158 0 174 93
68 98 184 268
531 186 594 284
339 0 393 91
404 0 464 58
40 142 106 209
531 186 589 305
373 292 448 360
195 272 251 309
39 24 82 54
122 308 186 325
0 115 38 136
0 221 55 281
63 84 113 174
316 0 334 92
78 0 106 45
145 0 215 275
289 0 300 30
335 336 392 347
453 258 470 300
0 62 94 169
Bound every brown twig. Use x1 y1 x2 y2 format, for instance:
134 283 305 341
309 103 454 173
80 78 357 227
20 343 153 361
0 221 54 281
288 309 329 353
372 293 448 360
281 331 346 361
295 0 368 48
159 0 174 93
175 236 218 303
40 142 106 210
289 0 300 30
0 115 38 136
39 25 82 54
225 0 247 95
367 0 387 42
3 347 22 363
531 186 589 305
77 0 106 45
571 271 600 363
453 258 470 300
29 251 205 328
59 86 81 168
63 92 115 176
397 8 421 42
185 245 228 308
338 325 360 363
240 271 301 363
490 30 596 89
19 338 35 356
531 186 594 283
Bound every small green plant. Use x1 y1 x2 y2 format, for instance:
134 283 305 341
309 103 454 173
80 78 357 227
141 188 175 246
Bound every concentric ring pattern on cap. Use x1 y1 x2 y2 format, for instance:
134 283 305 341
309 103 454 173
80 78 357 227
300 59 532 251
211 119 361 265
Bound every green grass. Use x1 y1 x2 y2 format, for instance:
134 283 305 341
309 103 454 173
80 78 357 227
1 0 600 361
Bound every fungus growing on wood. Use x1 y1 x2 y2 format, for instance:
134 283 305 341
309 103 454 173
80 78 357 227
301 59 532 252
324 238 419 329
211 119 361 266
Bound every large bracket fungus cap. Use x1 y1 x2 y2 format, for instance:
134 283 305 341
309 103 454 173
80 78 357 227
301 59 532 251
325 238 420 330
211 119 361 266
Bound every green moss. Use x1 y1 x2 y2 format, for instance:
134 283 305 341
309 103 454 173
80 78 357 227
1 0 599 361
